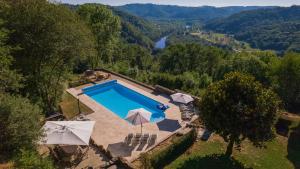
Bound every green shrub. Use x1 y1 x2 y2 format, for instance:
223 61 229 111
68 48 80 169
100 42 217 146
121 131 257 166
141 129 197 169
15 149 55 169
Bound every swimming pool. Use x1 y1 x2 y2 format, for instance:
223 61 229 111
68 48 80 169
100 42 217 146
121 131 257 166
83 80 166 123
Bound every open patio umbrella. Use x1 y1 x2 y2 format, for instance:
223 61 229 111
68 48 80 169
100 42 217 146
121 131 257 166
39 121 95 145
126 108 151 134
170 93 194 104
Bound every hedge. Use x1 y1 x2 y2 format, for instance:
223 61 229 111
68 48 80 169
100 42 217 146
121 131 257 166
141 129 197 169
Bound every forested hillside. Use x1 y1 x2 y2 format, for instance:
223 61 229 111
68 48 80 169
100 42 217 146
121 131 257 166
118 4 268 22
111 8 161 49
65 3 161 49
205 6 300 52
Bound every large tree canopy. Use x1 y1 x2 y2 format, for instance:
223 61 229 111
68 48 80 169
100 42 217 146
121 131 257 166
159 43 228 75
271 52 300 112
0 19 23 93
0 93 42 159
200 72 281 156
2 0 97 113
77 4 121 65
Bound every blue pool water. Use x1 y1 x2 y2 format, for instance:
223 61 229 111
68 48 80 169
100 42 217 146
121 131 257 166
83 80 166 123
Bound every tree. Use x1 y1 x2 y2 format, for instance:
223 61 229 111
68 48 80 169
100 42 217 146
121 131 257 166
200 72 281 157
77 4 121 65
159 44 226 75
0 19 23 93
0 93 42 159
3 0 97 113
271 52 300 112
213 52 269 84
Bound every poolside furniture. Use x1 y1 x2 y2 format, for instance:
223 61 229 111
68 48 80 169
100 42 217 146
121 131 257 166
126 108 151 134
124 133 134 145
141 133 150 144
147 134 157 147
39 121 95 145
131 133 142 146
171 93 194 104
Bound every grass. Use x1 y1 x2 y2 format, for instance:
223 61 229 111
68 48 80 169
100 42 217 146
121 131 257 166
165 123 300 169
59 92 93 119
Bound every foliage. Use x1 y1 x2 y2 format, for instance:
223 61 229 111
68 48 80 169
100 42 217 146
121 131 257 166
200 72 281 156
213 52 270 84
111 8 161 48
15 149 55 169
159 43 228 75
271 52 300 112
3 0 97 113
141 129 196 169
77 4 121 65
0 93 42 159
0 19 23 93
205 6 300 52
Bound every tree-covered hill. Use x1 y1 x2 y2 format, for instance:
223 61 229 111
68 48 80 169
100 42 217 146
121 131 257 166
64 3 161 49
118 4 269 22
111 8 161 49
204 6 300 53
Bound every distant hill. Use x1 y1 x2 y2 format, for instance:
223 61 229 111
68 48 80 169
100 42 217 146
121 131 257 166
111 8 161 49
204 6 300 52
63 3 161 49
117 4 270 22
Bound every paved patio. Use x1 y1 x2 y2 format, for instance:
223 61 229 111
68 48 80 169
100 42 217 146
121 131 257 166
67 78 183 162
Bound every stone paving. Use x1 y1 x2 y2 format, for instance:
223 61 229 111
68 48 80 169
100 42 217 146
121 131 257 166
67 78 183 162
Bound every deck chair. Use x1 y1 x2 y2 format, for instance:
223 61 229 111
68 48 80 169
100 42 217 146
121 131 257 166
137 133 150 151
141 133 149 144
147 134 157 148
131 133 142 146
124 133 134 145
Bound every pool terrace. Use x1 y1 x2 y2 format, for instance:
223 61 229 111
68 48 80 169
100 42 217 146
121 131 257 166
66 70 193 163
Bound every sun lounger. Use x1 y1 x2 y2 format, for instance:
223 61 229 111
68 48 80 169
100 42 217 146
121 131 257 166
141 133 149 144
131 133 142 146
148 134 157 146
124 133 134 145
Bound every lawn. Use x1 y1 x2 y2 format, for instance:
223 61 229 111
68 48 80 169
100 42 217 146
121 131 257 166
59 92 94 119
166 125 300 169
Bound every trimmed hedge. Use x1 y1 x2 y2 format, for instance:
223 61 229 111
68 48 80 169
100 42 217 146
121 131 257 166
141 129 197 169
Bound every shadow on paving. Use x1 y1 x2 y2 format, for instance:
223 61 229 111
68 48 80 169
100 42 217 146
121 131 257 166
107 142 135 157
157 119 181 132
287 123 300 169
177 154 252 169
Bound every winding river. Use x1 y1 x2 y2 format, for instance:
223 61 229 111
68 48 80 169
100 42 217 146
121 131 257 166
155 36 167 49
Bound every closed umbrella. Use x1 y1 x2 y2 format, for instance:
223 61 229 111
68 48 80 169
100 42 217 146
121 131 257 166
171 93 194 104
39 121 95 145
126 108 151 134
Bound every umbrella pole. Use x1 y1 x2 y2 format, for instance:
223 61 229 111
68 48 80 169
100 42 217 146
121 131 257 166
140 114 143 135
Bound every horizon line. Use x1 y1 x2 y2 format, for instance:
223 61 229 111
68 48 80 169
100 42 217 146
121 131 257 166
57 1 299 8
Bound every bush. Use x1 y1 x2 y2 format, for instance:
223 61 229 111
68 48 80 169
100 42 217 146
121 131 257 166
141 129 197 169
15 149 55 169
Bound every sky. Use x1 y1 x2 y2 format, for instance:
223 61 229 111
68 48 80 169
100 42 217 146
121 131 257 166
59 0 300 7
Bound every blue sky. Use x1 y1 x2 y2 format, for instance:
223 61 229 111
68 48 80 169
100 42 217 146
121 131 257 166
58 0 300 7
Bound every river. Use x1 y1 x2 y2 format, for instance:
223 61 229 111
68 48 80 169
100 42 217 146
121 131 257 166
154 36 167 49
